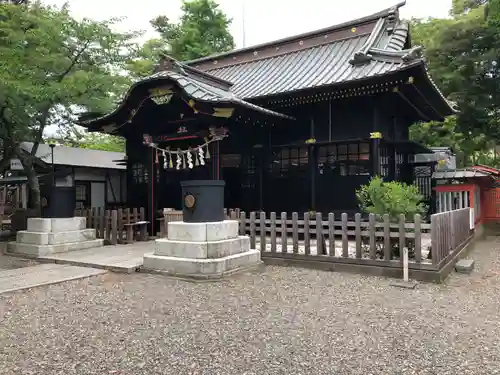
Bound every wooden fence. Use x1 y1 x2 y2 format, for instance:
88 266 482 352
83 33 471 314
233 211 431 264
430 208 471 267
74 207 146 245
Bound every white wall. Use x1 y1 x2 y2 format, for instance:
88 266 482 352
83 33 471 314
91 182 105 208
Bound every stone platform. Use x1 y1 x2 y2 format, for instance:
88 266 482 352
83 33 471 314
8 217 103 257
143 220 261 279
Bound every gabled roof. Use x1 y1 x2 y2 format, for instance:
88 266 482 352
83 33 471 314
20 142 125 170
79 1 455 129
182 1 438 101
78 57 293 128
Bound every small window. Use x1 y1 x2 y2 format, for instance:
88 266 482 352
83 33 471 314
75 185 86 201
132 163 148 184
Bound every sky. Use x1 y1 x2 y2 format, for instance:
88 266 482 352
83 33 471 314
45 0 453 48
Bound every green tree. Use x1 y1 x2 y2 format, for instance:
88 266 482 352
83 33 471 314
151 0 234 61
0 2 136 211
51 127 125 153
409 0 500 162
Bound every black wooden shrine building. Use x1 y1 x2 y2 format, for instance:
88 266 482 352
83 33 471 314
79 2 455 234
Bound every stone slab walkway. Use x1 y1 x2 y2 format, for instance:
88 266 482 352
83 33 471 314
35 242 157 273
0 263 106 295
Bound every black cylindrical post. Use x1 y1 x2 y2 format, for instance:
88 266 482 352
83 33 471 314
181 180 225 223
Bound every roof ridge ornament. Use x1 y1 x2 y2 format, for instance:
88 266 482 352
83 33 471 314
349 18 386 65
386 5 400 33
156 54 187 76
402 46 423 62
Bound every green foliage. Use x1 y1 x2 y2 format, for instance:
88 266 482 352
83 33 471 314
409 0 500 164
50 128 125 153
356 177 426 220
0 1 137 208
151 0 235 61
128 0 235 79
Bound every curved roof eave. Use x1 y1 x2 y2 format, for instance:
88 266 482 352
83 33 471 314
78 70 294 127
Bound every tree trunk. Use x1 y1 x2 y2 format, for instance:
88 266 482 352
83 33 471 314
25 166 41 216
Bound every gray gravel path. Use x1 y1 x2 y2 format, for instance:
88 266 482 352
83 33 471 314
2 238 500 374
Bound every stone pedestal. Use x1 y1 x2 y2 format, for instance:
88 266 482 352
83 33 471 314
143 220 261 279
8 217 104 257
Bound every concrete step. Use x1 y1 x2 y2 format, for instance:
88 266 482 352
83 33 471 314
143 249 261 279
7 239 104 257
0 263 106 295
17 229 96 245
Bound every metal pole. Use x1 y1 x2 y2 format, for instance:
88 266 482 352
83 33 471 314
49 144 55 186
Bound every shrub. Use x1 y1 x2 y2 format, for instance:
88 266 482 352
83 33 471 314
356 176 426 221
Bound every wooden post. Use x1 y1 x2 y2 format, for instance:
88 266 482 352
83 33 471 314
259 211 266 252
316 212 325 255
270 212 277 253
369 213 376 259
304 212 310 255
328 213 335 256
383 214 391 260
239 211 246 236
249 212 256 249
281 212 287 253
111 209 118 245
355 213 362 258
414 214 422 263
341 213 348 258
292 212 299 253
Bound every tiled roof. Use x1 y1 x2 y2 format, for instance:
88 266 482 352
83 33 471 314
186 5 426 100
203 32 420 99
79 59 293 127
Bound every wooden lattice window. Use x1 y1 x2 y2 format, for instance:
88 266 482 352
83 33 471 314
132 163 148 184
318 142 370 176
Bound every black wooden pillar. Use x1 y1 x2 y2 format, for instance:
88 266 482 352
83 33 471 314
370 103 381 177
309 115 316 211
147 147 156 236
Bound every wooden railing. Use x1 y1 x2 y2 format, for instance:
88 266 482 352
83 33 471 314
75 207 146 245
430 208 471 266
232 211 431 265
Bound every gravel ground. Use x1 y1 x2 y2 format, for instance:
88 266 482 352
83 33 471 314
1 238 500 374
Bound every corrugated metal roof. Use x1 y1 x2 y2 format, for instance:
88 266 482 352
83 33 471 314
20 142 126 170
432 169 490 179
204 34 415 99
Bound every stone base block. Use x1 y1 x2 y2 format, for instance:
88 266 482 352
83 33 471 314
167 220 238 242
7 239 104 257
143 249 261 279
27 217 86 233
17 229 96 245
154 236 250 259
455 259 475 274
